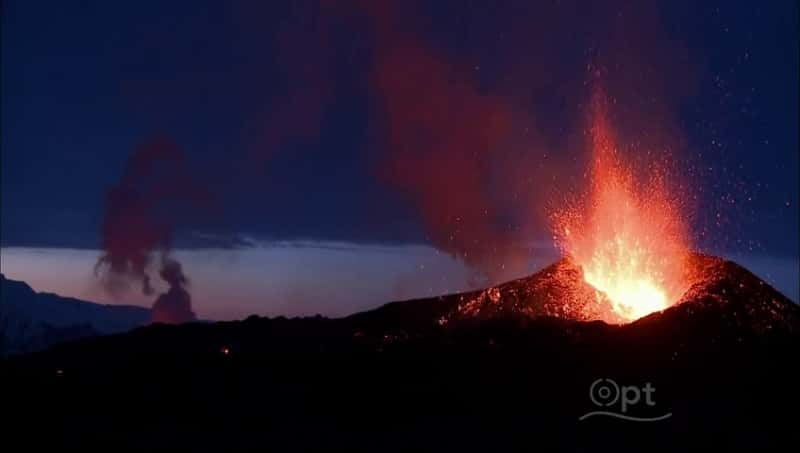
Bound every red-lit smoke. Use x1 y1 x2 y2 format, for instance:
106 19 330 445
241 1 337 170
106 1 703 301
95 137 207 324
357 1 697 282
352 1 538 281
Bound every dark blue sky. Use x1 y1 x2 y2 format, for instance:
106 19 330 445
2 0 798 262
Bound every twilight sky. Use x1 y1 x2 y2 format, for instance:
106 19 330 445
2 1 798 318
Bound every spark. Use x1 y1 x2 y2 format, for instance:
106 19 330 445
553 85 692 322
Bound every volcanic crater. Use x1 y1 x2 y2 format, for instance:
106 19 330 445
350 252 799 337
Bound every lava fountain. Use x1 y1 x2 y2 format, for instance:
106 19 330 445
553 86 693 322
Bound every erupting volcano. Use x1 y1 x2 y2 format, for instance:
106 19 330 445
553 85 693 322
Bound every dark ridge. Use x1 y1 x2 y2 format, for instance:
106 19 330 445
1 255 798 451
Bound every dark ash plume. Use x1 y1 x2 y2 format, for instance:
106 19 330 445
95 137 209 324
151 258 196 324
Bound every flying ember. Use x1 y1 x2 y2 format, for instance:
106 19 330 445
553 85 693 322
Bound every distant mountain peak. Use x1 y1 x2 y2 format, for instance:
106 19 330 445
1 275 151 355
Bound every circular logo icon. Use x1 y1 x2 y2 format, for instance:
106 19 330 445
589 378 620 407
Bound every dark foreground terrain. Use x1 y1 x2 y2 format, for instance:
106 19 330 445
2 255 798 451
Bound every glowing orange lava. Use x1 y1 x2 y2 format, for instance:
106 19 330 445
554 86 692 322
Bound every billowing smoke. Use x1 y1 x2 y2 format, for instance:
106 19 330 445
358 2 534 282
227 0 699 285
151 258 195 324
353 0 696 282
96 1 702 307
95 137 208 324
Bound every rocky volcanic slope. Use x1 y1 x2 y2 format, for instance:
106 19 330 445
1 254 798 451
346 252 799 334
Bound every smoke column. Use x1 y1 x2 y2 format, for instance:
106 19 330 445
151 257 195 324
95 137 207 324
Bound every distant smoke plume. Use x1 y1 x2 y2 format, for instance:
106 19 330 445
151 258 195 324
95 137 208 324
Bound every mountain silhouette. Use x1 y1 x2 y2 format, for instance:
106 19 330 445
0 274 150 355
1 255 798 451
